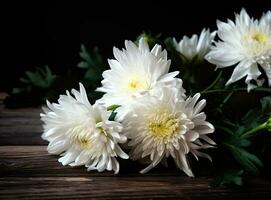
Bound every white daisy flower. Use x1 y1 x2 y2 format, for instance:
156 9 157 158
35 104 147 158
206 9 271 91
96 38 185 117
40 83 128 174
173 28 216 62
122 87 215 177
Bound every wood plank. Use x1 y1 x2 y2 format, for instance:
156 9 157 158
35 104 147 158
0 118 41 126
0 146 107 177
0 126 45 145
0 104 271 199
0 176 270 200
0 107 44 145
0 146 208 177
0 107 42 117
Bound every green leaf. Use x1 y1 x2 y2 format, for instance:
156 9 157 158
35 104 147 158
261 96 271 112
210 170 244 187
241 96 271 132
226 144 263 173
225 134 251 147
84 68 100 82
164 37 174 50
13 65 57 93
19 77 30 84
108 112 117 121
12 87 27 94
78 45 92 68
77 45 105 92
216 96 269 177
78 61 89 69
107 105 120 111
7 66 59 108
78 45 104 70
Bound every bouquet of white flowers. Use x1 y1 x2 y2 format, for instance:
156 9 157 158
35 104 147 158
38 9 270 186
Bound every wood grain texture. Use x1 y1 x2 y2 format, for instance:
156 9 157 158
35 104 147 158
1 105 271 199
0 176 271 200
0 146 207 177
0 107 45 145
0 145 130 177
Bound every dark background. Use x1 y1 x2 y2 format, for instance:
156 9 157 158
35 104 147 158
5 0 271 92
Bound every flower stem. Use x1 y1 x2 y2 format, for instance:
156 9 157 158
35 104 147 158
201 87 271 94
241 122 267 139
219 91 234 108
201 71 223 93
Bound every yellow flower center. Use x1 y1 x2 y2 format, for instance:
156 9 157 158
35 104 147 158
73 134 92 148
69 125 92 148
126 78 151 92
242 31 271 59
252 33 268 44
78 138 91 146
128 80 138 89
148 113 179 138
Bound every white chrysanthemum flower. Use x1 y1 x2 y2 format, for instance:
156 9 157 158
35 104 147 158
122 87 215 177
206 9 271 91
40 83 128 174
96 38 185 113
173 28 216 62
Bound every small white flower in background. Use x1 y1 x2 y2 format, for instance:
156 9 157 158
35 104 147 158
206 9 271 91
96 38 185 119
40 83 128 174
122 87 215 177
173 28 216 62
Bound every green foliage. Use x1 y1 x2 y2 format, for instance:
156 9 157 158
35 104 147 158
108 111 117 121
77 45 106 103
267 117 271 131
78 45 104 81
226 144 263 173
212 96 271 186
107 105 121 121
5 66 58 108
211 170 244 187
225 96 271 172
240 96 271 133
107 104 120 111
13 65 57 94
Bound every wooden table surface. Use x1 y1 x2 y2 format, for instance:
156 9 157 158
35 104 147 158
0 101 271 199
